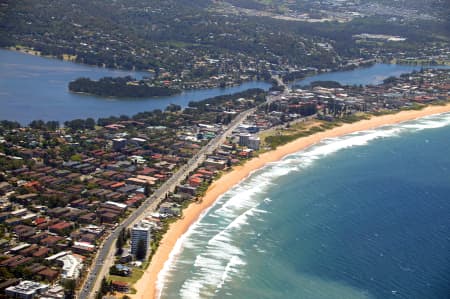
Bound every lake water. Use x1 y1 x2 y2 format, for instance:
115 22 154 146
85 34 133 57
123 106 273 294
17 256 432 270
0 49 446 125
0 49 270 124
292 63 449 87
159 112 450 299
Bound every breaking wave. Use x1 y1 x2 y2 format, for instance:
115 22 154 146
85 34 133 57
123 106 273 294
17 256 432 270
157 112 450 298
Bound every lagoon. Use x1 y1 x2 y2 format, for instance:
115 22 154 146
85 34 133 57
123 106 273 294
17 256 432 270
0 49 446 125
0 49 270 124
292 63 449 87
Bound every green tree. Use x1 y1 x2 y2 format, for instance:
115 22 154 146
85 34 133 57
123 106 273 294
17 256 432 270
85 118 96 130
116 228 126 255
63 279 76 299
99 277 109 296
144 184 151 197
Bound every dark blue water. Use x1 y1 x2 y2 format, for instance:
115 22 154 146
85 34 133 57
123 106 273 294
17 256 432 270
159 113 450 299
0 49 270 124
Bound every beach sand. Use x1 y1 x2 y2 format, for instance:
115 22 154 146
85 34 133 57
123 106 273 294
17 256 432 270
132 103 450 299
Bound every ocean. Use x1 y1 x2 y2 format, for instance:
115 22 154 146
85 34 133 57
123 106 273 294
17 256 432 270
158 112 450 299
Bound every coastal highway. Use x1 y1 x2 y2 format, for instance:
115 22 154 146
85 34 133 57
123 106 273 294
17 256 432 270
78 103 260 299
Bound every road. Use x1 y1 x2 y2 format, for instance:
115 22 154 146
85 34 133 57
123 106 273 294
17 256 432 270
78 102 260 299
79 76 289 298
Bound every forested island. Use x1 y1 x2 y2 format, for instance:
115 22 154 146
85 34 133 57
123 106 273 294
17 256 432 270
68 76 181 98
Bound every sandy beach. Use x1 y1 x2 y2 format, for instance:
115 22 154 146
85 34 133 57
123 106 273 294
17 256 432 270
132 103 450 299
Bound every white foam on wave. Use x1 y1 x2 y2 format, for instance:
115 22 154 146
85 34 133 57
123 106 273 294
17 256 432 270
217 255 246 291
401 112 450 131
156 202 220 299
178 206 268 298
158 112 450 298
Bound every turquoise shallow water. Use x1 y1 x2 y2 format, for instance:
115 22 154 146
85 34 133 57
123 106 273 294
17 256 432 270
159 113 450 299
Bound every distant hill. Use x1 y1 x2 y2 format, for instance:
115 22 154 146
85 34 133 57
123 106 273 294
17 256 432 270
1 0 448 79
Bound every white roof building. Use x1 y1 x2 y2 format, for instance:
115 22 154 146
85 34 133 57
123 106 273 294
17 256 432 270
58 254 84 280
5 280 48 299
105 201 128 210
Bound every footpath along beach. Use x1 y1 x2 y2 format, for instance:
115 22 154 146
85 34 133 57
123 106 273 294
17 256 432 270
132 103 450 299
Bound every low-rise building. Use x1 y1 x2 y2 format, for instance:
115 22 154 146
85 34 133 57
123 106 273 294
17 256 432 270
111 281 129 293
57 254 84 280
5 280 48 299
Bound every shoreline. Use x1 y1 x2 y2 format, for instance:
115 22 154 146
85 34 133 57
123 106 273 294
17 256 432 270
4 47 261 92
132 103 450 299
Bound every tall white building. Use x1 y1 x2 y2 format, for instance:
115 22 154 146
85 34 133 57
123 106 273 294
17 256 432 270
248 136 260 150
130 221 152 258
239 133 260 150
239 133 251 147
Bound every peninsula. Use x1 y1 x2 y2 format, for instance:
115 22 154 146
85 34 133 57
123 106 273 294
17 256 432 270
68 77 181 98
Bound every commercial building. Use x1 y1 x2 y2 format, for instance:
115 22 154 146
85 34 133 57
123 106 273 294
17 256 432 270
58 254 83 280
5 280 48 299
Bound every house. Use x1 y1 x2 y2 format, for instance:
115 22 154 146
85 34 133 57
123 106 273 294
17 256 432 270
79 212 97 223
111 281 129 293
119 250 133 264
9 256 33 268
72 241 95 255
188 175 203 187
0 182 12 195
0 279 20 293
100 212 120 224
32 247 51 259
29 232 48 244
10 243 31 254
204 158 226 170
19 244 38 257
112 264 132 277
38 268 59 282
40 285 65 299
0 255 23 267
25 263 47 275
112 138 127 151
14 225 36 241
40 235 63 248
49 221 73 235
159 202 180 217
125 193 146 207
177 185 197 196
